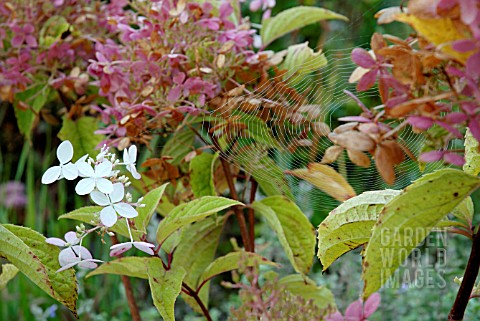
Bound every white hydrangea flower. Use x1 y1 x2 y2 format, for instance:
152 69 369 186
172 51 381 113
123 145 141 179
57 246 102 272
110 241 155 256
41 140 78 184
46 231 79 247
75 161 113 195
90 182 138 227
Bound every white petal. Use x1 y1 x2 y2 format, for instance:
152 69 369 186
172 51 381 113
59 248 80 266
46 237 66 247
75 178 95 195
64 231 79 245
77 161 95 177
128 145 137 163
62 162 78 180
113 203 138 218
96 178 113 194
127 165 141 180
76 245 93 260
57 140 74 164
56 261 79 272
90 190 110 206
100 206 117 227
133 242 155 255
77 259 101 269
41 166 62 184
95 161 113 178
123 148 129 164
110 243 132 256
109 183 125 203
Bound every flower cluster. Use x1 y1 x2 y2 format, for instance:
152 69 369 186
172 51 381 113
86 0 262 147
42 140 153 272
346 0 480 170
0 0 132 101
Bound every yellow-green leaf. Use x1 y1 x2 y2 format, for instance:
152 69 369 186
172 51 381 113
280 42 328 85
261 6 348 47
156 196 241 246
252 196 316 275
172 217 225 313
197 252 278 288
362 169 480 299
464 129 480 176
86 257 152 279
135 183 169 233
190 153 218 198
0 264 19 290
317 190 401 271
286 163 356 201
0 224 78 316
147 258 186 321
59 206 143 241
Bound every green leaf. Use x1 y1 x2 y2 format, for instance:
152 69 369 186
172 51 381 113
317 190 401 271
197 252 278 288
451 196 474 225
261 6 348 46
171 217 225 313
278 274 336 310
229 111 282 149
135 183 168 233
162 126 195 165
156 196 242 246
39 15 70 46
190 153 218 198
86 257 151 279
0 264 19 290
464 129 480 176
252 196 315 274
58 116 105 162
147 258 186 321
59 206 143 241
0 224 78 316
362 169 480 299
280 42 328 85
236 150 293 199
14 85 51 140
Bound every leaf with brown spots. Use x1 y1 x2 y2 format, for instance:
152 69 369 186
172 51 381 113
0 224 78 316
362 169 480 299
317 190 400 271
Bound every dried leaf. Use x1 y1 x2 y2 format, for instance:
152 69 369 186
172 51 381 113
347 149 371 168
321 146 344 164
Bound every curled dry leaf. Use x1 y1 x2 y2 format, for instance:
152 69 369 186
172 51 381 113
347 149 371 168
328 131 376 152
321 146 344 164
285 163 356 202
374 141 405 185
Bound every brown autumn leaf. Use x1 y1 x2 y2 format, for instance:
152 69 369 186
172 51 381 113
347 149 371 168
321 145 344 164
285 163 356 202
328 131 376 152
374 141 405 185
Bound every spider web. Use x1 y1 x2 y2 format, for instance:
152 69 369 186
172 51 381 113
201 1 448 215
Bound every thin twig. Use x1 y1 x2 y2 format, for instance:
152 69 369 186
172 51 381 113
182 282 213 321
248 178 258 253
448 229 480 320
111 235 142 321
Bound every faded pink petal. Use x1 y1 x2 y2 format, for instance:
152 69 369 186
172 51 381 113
419 150 444 162
466 52 480 79
469 117 480 141
351 48 376 69
110 242 133 256
445 112 468 124
345 300 363 320
167 86 182 102
407 116 434 130
452 39 476 53
460 0 478 25
436 121 463 138
338 116 372 122
357 69 378 91
363 293 381 318
443 152 465 166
